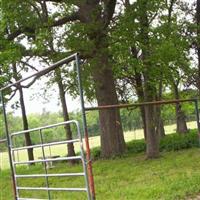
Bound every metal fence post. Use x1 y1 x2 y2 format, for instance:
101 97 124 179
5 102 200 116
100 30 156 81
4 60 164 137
75 53 96 200
194 99 200 146
0 91 18 200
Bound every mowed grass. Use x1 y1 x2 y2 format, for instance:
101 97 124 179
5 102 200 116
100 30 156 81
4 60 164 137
0 121 197 170
2 148 200 199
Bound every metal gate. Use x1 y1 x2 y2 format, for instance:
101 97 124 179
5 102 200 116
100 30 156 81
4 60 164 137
9 120 91 200
0 54 96 199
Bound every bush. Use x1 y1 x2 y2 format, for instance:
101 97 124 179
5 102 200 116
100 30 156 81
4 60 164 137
159 130 199 152
91 129 200 159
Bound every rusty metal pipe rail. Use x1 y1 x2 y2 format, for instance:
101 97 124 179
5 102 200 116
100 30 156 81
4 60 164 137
85 98 200 147
85 98 197 111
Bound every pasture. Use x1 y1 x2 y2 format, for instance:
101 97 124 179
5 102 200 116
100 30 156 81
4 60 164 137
1 148 200 199
0 121 197 170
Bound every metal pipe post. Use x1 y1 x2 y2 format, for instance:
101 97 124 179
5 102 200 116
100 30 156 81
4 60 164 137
194 99 200 146
75 54 96 200
75 121 91 200
0 91 17 200
10 133 19 198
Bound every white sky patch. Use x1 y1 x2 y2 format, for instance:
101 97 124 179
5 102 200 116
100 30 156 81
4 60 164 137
7 59 81 116
8 83 80 116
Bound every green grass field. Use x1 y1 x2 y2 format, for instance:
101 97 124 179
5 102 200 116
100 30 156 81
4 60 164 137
0 121 197 170
2 148 200 199
0 121 199 199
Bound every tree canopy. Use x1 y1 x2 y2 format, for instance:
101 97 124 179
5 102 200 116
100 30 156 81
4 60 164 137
0 0 199 159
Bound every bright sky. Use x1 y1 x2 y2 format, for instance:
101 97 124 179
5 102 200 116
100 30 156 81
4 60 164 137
8 80 80 116
7 61 81 116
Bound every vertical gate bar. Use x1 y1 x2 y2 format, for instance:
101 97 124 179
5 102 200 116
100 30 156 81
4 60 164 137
49 145 52 157
12 140 17 163
194 99 200 146
16 149 19 163
13 138 20 162
0 91 18 200
10 135 20 199
75 53 96 200
39 129 51 200
75 121 91 200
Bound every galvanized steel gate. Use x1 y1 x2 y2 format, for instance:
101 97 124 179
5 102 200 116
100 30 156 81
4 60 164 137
9 120 91 200
0 54 96 200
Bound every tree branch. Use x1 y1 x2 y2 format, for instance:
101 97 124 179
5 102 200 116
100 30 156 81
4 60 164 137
38 0 64 2
27 1 43 21
7 27 35 40
149 12 158 24
102 0 117 28
36 0 82 7
7 89 18 101
7 30 23 40
39 0 49 22
50 12 80 27
21 76 38 88
20 61 39 72
168 0 175 24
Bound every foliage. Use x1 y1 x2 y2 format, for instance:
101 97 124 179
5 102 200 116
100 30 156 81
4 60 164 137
91 130 199 159
111 0 192 99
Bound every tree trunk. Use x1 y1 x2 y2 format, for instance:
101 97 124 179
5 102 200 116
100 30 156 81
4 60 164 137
145 105 159 158
139 0 160 158
155 79 165 138
130 48 147 139
12 64 34 162
18 87 34 162
173 82 188 134
155 106 165 138
176 104 188 134
91 53 126 158
55 69 76 164
134 71 147 139
143 74 160 158
78 0 126 158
